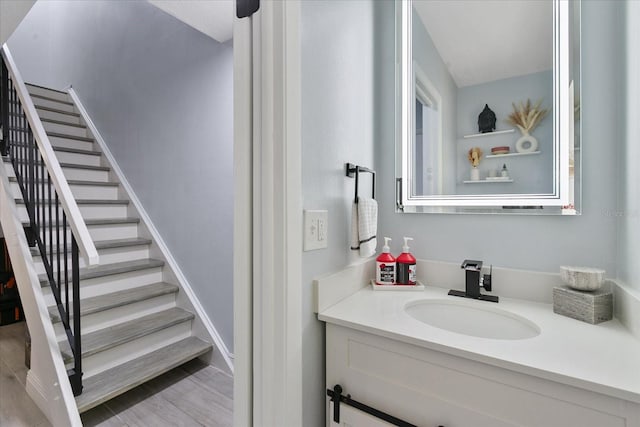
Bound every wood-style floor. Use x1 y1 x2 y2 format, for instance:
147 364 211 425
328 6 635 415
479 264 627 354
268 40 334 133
0 322 233 427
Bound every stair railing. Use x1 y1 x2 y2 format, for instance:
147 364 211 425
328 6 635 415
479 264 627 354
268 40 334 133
0 45 99 396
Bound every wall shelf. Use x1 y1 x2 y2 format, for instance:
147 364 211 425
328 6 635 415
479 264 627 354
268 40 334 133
463 179 514 184
462 129 515 139
485 151 541 159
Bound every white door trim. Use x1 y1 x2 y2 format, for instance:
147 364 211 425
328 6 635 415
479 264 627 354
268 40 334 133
233 11 254 427
234 1 303 425
252 1 303 426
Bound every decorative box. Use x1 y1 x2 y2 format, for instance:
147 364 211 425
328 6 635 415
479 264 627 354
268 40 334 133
552 286 612 324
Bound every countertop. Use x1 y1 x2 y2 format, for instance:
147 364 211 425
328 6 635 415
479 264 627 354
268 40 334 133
318 285 640 403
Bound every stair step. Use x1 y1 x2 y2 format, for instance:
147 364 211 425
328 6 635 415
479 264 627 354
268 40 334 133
30 93 75 106
76 336 211 413
58 307 193 363
84 217 140 226
48 282 178 323
26 83 68 95
41 118 86 130
52 146 100 156
35 105 80 118
60 162 109 171
38 258 165 285
46 131 94 143
25 83 71 103
9 176 115 187
16 198 128 205
32 237 151 257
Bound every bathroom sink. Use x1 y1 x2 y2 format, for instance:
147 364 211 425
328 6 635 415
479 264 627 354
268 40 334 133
404 299 540 340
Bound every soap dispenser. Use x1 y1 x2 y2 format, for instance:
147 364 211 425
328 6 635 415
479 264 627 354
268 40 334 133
376 237 396 285
396 237 416 285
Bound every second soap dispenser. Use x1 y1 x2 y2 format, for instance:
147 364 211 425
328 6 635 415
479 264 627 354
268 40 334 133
396 237 416 285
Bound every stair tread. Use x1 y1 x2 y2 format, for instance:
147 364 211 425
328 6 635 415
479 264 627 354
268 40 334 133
84 217 140 225
47 131 94 142
59 307 194 363
39 258 164 284
9 176 118 187
60 162 109 171
30 93 74 106
52 146 101 156
35 105 80 117
41 118 86 129
76 336 211 413
48 282 178 323
15 198 128 205
26 83 68 95
31 237 152 257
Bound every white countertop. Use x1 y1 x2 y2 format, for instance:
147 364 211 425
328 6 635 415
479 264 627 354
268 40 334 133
318 285 640 403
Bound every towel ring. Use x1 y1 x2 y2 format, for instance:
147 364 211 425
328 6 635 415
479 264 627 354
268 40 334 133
345 163 375 203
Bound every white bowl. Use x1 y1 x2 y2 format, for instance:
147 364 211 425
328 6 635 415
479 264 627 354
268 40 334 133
560 266 605 291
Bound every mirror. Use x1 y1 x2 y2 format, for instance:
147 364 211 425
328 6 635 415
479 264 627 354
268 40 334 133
396 0 581 214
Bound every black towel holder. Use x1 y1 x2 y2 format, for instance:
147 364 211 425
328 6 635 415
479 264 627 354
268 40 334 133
345 163 375 203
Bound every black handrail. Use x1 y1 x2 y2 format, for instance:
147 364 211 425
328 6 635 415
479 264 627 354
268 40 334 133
0 55 83 395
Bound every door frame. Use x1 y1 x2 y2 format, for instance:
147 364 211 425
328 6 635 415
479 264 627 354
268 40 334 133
234 1 303 425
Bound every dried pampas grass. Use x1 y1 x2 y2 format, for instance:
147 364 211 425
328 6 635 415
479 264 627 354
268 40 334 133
506 99 549 135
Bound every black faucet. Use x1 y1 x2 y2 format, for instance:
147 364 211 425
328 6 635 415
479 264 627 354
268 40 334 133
448 259 499 303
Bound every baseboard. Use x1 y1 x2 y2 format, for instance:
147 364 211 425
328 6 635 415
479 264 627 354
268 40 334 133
613 279 640 341
26 370 49 420
68 88 234 373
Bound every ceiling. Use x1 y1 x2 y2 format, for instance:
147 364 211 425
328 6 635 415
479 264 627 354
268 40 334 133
147 0 233 43
413 0 553 88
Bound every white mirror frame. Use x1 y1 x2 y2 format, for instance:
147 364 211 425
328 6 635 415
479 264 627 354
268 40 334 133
399 0 571 208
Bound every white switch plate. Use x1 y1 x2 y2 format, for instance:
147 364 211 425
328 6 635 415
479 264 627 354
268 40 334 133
303 210 328 251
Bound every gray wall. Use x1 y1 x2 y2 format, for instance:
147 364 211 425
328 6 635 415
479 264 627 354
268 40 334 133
301 1 382 425
8 0 235 350
379 0 622 276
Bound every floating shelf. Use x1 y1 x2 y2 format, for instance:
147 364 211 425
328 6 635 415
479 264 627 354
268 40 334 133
462 129 515 139
485 151 541 159
463 179 514 184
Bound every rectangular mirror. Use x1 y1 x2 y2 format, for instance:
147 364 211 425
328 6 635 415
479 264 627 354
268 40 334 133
396 0 581 215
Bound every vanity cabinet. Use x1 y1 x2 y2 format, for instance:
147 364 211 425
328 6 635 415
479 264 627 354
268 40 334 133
326 324 640 427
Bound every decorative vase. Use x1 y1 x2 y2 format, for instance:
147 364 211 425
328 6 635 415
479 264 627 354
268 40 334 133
515 131 539 153
470 167 480 181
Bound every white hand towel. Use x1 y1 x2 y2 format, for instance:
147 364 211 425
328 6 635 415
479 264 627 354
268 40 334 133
350 197 378 258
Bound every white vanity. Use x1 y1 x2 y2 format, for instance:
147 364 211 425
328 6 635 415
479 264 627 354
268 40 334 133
317 262 640 427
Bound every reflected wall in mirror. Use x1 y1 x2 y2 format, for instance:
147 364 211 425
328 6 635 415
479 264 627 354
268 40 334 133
396 0 581 214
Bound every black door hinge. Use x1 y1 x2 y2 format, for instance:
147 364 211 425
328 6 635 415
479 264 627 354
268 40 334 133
237 0 259 18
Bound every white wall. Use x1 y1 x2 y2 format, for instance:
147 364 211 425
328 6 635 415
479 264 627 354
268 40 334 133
618 0 640 290
7 0 235 351
0 0 35 45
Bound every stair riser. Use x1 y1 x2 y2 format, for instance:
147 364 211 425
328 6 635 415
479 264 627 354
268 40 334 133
77 321 192 379
33 245 151 275
55 151 102 167
88 223 139 241
16 203 128 221
36 108 82 125
27 86 71 103
42 122 89 139
49 136 94 151
33 98 76 113
42 268 164 305
53 293 177 341
62 167 109 182
70 185 118 200
10 181 118 201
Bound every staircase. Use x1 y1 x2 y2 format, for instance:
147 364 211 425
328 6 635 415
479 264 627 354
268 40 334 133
4 83 213 413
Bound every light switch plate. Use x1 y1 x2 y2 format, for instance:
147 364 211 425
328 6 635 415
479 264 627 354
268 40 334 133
303 210 328 251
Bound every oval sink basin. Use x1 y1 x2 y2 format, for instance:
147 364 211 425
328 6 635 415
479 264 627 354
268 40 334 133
405 299 540 340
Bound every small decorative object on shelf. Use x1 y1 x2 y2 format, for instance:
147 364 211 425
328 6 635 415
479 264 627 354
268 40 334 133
501 164 509 178
506 99 549 153
477 104 496 133
491 146 510 155
468 147 482 181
